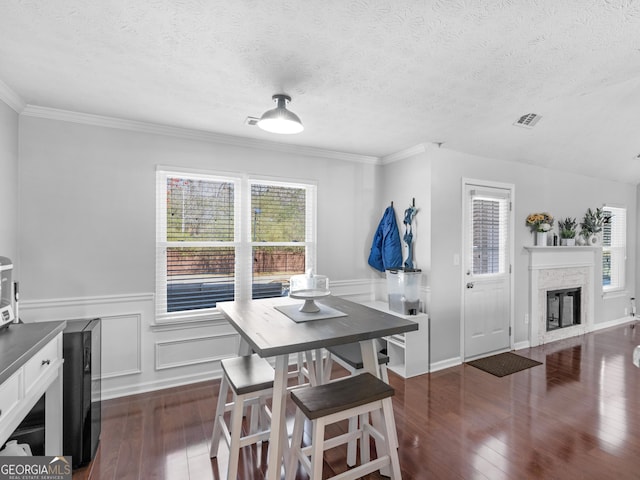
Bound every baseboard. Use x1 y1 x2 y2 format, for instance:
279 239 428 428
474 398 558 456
513 340 531 350
429 356 461 372
591 316 637 331
101 367 223 400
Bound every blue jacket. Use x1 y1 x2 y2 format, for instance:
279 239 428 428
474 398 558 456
368 206 403 272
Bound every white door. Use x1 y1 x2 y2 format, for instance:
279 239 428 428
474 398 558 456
462 182 512 359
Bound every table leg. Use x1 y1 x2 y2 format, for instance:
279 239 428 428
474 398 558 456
359 340 379 377
267 353 289 480
314 348 324 383
237 336 252 356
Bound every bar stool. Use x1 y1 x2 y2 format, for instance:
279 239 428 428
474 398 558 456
210 354 274 480
322 342 393 465
322 342 390 383
285 372 401 480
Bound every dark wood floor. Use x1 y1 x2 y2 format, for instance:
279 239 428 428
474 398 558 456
73 321 640 479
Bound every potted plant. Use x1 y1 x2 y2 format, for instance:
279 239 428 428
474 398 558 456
558 217 577 246
580 207 608 245
526 212 554 246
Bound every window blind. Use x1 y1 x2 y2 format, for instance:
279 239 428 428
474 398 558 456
602 206 626 290
468 189 509 275
248 180 316 298
157 172 238 317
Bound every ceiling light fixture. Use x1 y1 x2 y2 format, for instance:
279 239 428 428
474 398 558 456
257 94 304 134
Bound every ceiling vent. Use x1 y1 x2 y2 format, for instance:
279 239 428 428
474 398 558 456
514 113 541 128
244 116 260 126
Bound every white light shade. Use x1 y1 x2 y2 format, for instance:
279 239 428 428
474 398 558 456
257 94 304 134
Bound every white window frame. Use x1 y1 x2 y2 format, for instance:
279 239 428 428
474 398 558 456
155 167 317 324
602 205 626 293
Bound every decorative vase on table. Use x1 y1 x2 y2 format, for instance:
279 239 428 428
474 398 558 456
536 231 548 246
560 238 576 246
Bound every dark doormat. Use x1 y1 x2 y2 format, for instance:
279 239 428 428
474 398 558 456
466 352 542 377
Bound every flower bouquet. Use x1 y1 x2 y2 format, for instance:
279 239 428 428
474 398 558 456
526 212 554 232
526 212 554 246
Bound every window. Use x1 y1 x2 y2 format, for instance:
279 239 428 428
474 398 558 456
467 188 510 275
156 169 316 321
602 206 626 291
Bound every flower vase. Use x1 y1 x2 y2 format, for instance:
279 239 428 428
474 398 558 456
536 231 548 246
560 238 575 246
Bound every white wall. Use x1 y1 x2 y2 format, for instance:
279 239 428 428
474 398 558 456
0 100 19 265
17 115 379 397
428 147 636 367
378 148 432 308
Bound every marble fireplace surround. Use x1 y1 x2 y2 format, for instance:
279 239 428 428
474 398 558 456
525 247 597 347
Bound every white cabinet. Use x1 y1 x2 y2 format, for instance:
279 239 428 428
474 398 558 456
0 324 65 455
0 370 22 425
361 301 429 378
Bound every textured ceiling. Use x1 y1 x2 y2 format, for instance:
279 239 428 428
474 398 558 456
1 1 640 182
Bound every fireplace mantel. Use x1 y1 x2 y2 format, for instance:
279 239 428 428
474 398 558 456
524 246 598 268
525 246 597 346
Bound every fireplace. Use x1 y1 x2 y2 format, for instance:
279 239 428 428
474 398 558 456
547 287 581 331
526 247 596 346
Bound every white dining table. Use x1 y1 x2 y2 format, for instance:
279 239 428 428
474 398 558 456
217 295 418 480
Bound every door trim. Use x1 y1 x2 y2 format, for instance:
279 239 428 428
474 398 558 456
460 178 515 360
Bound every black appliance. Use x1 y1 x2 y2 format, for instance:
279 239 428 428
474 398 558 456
63 318 101 467
9 318 101 463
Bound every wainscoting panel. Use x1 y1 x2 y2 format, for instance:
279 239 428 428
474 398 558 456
101 313 142 378
329 278 373 303
155 333 239 370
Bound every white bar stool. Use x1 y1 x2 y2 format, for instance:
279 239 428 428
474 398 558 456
323 342 394 465
323 342 390 383
285 372 401 480
210 354 274 480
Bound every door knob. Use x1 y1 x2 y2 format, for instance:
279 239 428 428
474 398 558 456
466 282 474 289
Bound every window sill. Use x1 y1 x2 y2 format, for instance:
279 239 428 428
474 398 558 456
151 310 229 332
602 289 628 300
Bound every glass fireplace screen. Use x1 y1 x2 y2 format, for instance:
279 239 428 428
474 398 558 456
547 287 581 331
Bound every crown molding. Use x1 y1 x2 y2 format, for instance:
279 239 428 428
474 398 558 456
21 104 380 165
0 79 25 113
381 143 427 164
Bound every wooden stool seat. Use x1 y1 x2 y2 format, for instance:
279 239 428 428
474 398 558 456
286 373 401 480
326 343 389 371
210 354 274 480
222 354 275 394
291 371 393 419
